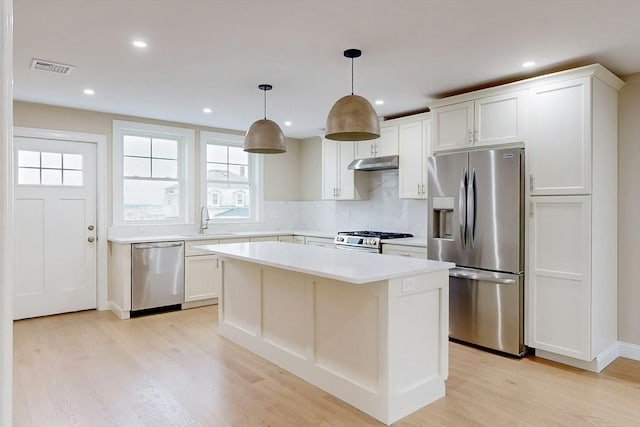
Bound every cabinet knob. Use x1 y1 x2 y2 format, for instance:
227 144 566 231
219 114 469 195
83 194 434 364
88 236 96 243
88 225 95 231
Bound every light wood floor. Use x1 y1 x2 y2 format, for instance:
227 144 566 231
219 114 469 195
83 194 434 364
13 306 640 427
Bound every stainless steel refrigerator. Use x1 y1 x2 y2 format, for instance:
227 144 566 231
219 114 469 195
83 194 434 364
427 147 525 356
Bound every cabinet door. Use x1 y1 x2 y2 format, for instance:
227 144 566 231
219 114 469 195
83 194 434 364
528 77 592 195
337 141 355 200
184 254 220 302
528 196 591 361
356 140 374 158
321 139 339 200
431 101 474 152
376 125 399 157
278 235 294 243
399 120 424 199
474 91 525 147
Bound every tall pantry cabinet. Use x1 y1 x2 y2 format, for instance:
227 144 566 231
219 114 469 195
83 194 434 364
526 67 623 371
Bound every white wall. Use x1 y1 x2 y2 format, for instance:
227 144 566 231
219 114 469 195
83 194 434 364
0 0 13 424
618 72 640 346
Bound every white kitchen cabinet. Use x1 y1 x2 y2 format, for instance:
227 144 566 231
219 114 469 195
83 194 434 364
528 77 591 195
356 125 399 158
381 244 427 258
184 254 220 302
305 236 335 248
528 196 591 361
399 119 430 199
431 92 525 152
322 139 368 200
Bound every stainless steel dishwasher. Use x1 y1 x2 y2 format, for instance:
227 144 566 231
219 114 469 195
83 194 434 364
131 241 184 313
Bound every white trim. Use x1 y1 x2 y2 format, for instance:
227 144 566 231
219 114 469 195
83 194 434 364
535 341 620 373
107 301 130 320
112 120 195 225
0 0 13 424
13 127 109 311
619 341 640 361
199 130 263 223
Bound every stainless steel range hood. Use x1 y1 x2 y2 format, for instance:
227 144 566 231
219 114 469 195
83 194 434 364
348 155 399 171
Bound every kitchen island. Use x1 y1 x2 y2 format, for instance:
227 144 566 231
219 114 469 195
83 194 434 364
196 241 454 425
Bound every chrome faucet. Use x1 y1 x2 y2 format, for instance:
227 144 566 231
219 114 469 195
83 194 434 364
199 206 210 234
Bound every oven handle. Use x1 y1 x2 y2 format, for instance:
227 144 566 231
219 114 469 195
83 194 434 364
334 245 379 254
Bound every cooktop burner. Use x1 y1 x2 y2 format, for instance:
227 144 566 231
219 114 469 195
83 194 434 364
338 231 413 239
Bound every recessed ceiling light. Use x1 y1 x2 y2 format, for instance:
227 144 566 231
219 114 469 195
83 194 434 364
83 88 95 95
132 40 147 48
375 100 384 105
284 121 292 126
203 107 212 114
522 61 536 68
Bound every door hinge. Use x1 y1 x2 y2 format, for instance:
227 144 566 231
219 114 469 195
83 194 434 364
529 201 534 218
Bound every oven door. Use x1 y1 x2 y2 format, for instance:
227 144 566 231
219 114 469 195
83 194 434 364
334 244 379 254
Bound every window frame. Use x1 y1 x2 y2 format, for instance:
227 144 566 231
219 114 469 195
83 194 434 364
200 130 262 223
113 120 195 225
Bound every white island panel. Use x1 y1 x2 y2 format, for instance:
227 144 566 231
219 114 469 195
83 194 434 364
204 242 453 425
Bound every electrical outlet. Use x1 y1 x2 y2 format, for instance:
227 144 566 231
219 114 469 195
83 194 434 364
402 278 416 292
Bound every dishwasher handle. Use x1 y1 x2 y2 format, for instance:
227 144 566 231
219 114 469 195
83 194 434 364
133 242 184 250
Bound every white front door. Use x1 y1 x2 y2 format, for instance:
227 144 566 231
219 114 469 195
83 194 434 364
13 137 97 319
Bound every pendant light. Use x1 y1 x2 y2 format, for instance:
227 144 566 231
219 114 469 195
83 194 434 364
244 84 286 154
325 49 380 141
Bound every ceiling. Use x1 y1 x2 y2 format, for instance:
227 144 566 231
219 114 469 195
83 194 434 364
13 0 640 139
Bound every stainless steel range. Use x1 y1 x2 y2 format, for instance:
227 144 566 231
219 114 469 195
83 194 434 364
334 231 413 253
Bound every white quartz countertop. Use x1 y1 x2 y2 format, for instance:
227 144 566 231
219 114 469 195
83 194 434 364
197 241 453 284
107 230 336 244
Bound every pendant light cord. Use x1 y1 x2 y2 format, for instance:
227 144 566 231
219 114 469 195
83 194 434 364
263 89 267 119
351 57 354 95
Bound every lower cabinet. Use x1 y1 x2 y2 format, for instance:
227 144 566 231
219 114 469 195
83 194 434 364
184 254 221 302
305 236 335 247
381 244 427 258
527 195 617 370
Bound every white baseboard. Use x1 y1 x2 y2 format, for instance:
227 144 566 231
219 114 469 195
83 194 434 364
107 301 130 320
181 298 218 310
618 341 640 361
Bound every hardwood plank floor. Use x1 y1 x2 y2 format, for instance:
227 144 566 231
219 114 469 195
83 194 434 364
13 306 640 426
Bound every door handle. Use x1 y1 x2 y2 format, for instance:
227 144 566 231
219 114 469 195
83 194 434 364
458 168 467 249
88 236 96 243
467 168 476 248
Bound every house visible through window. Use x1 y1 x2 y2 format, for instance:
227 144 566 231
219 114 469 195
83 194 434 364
113 121 194 224
202 131 260 221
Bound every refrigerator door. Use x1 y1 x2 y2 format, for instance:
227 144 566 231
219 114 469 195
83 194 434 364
467 147 524 273
427 152 469 266
449 267 524 355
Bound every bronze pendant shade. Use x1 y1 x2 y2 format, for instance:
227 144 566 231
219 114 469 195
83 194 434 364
325 49 380 141
244 84 286 154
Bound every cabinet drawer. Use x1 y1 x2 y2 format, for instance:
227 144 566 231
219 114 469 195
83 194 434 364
185 239 219 256
381 244 427 258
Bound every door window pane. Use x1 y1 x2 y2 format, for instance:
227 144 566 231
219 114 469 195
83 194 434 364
42 169 62 185
152 138 178 159
41 152 62 168
63 153 83 170
18 151 40 167
63 170 83 186
18 168 40 185
123 135 151 157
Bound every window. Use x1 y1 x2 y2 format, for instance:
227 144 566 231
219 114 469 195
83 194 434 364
113 121 194 224
17 150 83 186
200 131 262 222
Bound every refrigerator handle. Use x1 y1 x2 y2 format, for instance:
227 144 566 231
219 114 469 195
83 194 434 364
467 168 476 248
458 168 467 249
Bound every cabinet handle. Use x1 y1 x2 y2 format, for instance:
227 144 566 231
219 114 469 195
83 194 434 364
529 201 534 218
370 145 374 156
529 174 534 192
216 258 219 268
422 183 426 195
417 183 421 195
468 129 473 144
474 129 479 142
336 187 340 197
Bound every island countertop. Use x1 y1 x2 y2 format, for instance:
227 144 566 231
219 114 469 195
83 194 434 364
196 241 454 284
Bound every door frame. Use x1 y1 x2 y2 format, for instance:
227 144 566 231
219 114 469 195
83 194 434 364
14 127 108 310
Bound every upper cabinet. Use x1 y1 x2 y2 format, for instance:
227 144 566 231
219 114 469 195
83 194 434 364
322 139 368 200
431 92 526 153
527 77 591 195
399 118 431 199
356 125 399 158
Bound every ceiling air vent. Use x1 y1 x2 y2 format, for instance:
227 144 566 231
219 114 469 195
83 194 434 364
30 59 74 75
